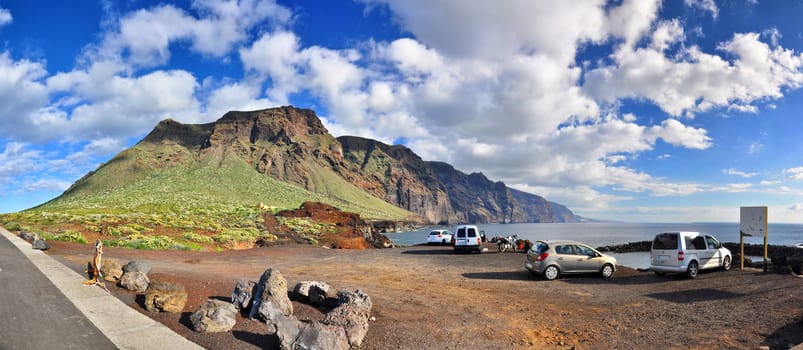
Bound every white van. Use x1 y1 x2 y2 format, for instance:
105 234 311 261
650 232 732 278
453 225 483 253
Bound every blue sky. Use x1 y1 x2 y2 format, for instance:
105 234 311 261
1 0 803 224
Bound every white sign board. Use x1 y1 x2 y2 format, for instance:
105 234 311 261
740 206 767 238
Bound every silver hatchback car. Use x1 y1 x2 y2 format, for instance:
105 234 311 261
525 240 617 280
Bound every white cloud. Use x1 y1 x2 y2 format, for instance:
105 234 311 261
0 143 41 179
725 168 758 178
0 52 51 142
584 32 803 117
97 0 292 66
783 167 803 180
684 0 719 18
0 7 12 27
647 119 712 149
203 80 279 120
44 61 200 141
19 178 72 193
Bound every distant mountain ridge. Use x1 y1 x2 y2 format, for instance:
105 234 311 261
57 106 581 224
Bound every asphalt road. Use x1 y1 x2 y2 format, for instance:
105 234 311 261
0 233 118 349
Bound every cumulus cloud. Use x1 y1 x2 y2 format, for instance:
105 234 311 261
584 32 803 117
0 143 42 179
95 0 292 66
0 53 51 142
0 7 12 27
45 62 200 141
685 0 719 18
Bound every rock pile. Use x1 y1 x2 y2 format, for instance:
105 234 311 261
229 268 373 350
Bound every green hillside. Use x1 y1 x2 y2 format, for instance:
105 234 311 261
1 140 411 250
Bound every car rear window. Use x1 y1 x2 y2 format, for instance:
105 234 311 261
653 233 679 250
456 228 466 238
429 231 440 235
532 242 548 254
467 228 477 237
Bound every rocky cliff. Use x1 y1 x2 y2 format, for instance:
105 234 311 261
134 106 580 224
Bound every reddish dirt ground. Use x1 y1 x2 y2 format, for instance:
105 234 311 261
46 240 803 350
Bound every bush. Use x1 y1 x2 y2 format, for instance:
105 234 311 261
183 232 214 244
4 222 22 231
212 227 261 245
105 234 178 250
47 230 87 244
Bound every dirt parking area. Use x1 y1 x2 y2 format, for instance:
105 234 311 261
47 241 803 349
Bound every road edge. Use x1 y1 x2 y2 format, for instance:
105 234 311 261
0 227 204 350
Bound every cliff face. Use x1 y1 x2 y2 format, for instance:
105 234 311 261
131 106 581 224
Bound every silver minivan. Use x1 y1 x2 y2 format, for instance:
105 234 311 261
650 231 732 278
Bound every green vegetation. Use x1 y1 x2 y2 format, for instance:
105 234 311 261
278 217 336 245
0 138 410 251
104 233 186 250
44 230 87 244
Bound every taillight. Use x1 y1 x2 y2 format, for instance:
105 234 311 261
477 237 481 244
678 252 685 261
535 253 549 261
437 234 442 238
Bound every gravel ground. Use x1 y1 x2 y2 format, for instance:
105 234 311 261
46 241 803 350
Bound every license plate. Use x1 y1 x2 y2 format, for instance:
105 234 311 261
657 255 669 263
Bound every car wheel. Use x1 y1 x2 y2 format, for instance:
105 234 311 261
654 271 665 276
544 265 560 280
687 261 699 278
442 239 447 245
722 256 732 271
600 264 614 278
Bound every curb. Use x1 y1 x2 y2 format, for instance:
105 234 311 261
0 227 204 350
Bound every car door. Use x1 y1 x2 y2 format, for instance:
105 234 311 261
691 235 715 269
573 244 603 273
705 235 724 269
553 244 578 272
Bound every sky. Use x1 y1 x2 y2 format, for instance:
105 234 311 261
1 0 803 224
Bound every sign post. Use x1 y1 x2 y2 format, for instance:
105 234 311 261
739 206 768 271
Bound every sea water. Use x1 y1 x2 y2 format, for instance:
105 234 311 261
386 222 803 269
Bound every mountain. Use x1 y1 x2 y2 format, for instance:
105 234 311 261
43 106 580 224
335 136 580 223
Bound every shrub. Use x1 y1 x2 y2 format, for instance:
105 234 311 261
183 232 214 244
4 222 22 231
104 234 178 250
47 230 87 244
212 227 261 245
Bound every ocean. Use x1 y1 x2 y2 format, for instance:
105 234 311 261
385 222 803 268
386 222 803 247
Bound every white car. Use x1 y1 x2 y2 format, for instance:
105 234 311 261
426 229 453 245
650 232 732 278
453 225 483 253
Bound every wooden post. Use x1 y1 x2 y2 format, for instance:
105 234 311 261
763 226 769 272
740 231 745 270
